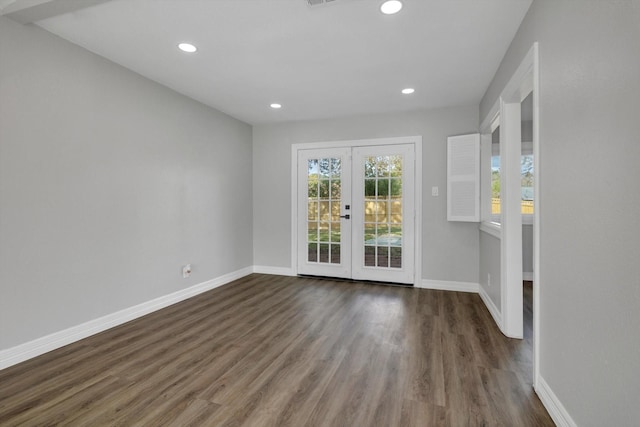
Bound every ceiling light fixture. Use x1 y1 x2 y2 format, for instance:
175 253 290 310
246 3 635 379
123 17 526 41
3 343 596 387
402 88 415 94
178 43 197 53
380 0 402 15
270 103 282 109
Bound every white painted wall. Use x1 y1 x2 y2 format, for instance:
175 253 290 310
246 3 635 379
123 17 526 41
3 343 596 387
253 107 480 283
481 1 640 425
0 17 253 350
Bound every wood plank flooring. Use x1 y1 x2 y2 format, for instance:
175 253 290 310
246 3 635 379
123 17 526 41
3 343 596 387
0 275 553 426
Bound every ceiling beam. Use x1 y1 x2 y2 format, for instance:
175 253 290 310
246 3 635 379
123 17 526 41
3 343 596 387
1 0 112 24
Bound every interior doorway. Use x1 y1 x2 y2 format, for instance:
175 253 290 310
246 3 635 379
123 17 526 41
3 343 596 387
502 43 540 385
479 43 540 386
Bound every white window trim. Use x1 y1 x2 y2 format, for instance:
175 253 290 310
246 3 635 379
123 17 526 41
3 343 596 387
480 220 501 239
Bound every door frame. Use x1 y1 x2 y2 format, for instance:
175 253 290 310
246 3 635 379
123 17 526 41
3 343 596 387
479 43 540 386
291 136 423 286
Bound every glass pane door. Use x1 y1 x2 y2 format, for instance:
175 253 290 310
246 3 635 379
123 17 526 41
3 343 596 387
297 144 414 284
363 155 403 269
352 144 414 284
306 157 342 264
297 148 351 279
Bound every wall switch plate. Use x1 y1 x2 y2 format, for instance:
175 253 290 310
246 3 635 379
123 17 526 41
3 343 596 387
182 264 191 278
432 186 439 196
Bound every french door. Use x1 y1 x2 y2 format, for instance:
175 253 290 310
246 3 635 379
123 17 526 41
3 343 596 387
297 144 415 284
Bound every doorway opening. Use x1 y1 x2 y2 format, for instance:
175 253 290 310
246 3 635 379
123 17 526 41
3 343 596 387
479 43 540 387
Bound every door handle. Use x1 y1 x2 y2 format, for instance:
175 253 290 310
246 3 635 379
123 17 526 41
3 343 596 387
340 214 350 219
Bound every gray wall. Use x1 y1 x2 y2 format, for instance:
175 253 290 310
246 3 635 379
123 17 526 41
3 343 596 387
0 17 253 350
253 106 480 283
481 1 640 425
522 224 533 275
479 232 501 312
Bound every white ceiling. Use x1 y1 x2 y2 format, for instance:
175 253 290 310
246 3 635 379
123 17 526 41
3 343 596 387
34 0 532 125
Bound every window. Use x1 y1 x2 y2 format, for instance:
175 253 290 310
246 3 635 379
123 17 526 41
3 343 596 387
521 141 534 222
489 132 535 223
490 125 501 223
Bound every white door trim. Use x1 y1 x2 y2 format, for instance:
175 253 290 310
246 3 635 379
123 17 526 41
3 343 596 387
479 42 540 387
291 136 423 286
500 100 524 339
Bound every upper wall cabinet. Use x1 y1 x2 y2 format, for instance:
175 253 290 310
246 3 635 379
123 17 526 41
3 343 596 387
447 133 480 222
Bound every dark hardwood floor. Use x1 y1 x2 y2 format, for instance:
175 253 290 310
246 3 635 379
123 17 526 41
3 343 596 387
0 274 553 426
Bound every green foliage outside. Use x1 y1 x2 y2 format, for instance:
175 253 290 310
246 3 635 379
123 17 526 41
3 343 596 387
307 155 405 246
491 154 535 198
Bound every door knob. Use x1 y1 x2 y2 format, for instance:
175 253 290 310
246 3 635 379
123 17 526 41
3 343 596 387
340 214 350 219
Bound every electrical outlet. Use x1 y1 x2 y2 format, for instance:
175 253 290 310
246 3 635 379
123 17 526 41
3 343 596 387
182 264 191 278
431 186 439 196
487 273 491 286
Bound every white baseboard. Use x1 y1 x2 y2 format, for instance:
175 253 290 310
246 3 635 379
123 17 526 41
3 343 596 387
536 376 577 427
478 285 503 329
523 271 534 281
0 266 253 371
252 265 295 276
418 279 479 293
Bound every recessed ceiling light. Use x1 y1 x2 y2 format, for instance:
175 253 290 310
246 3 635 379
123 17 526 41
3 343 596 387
178 43 197 53
380 0 402 15
270 103 282 109
402 88 415 94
